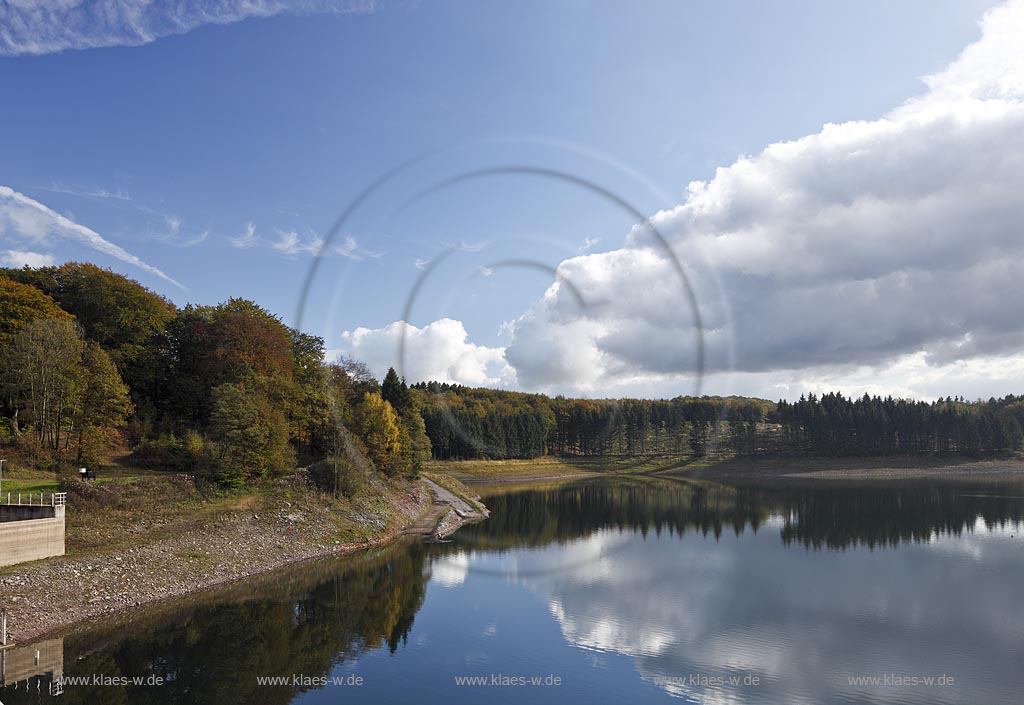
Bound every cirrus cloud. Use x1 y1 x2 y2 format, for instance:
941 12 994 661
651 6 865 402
0 0 379 57
0 185 183 288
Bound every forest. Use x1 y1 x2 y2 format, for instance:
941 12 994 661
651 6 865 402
0 263 429 489
2 263 1022 491
413 383 1024 460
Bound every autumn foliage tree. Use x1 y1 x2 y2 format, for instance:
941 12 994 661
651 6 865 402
1 317 131 457
207 382 294 488
0 276 74 345
2 263 176 414
353 392 402 475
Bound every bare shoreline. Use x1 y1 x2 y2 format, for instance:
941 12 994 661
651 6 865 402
431 456 1024 484
0 477 485 645
679 456 1024 482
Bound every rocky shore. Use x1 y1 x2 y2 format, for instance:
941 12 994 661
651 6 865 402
0 474 486 644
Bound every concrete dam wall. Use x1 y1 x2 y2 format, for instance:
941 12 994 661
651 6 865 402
0 505 65 568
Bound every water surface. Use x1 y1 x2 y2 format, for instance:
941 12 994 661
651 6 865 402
2 476 1022 704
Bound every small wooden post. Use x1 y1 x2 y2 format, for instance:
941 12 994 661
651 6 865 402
2 607 7 646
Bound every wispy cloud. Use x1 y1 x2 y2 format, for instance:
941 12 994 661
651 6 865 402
230 222 260 249
35 182 208 247
334 235 357 258
158 227 209 247
442 239 486 253
0 0 381 57
35 183 132 201
0 185 183 288
336 235 384 260
578 237 600 253
230 223 382 259
148 213 208 246
271 229 323 255
414 258 429 270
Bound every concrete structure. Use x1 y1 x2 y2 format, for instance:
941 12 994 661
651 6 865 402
0 495 66 568
0 637 65 695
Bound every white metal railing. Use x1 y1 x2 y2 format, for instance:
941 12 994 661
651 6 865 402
0 491 66 507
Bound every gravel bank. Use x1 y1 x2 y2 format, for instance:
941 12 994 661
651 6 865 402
0 474 485 644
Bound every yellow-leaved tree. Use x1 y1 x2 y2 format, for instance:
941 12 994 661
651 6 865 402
354 392 402 475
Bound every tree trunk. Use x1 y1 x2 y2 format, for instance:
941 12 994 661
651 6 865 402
8 407 20 438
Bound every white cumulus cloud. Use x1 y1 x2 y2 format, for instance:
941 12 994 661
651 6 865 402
340 318 515 388
1 249 55 268
500 0 1024 397
341 0 1024 399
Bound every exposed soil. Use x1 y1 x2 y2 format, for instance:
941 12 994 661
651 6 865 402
0 473 486 644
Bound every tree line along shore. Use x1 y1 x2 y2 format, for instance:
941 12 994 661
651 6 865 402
1 262 1022 639
3 261 1023 498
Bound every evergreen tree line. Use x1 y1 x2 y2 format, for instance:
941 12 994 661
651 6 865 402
412 386 1024 460
412 382 770 460
775 393 1024 456
412 382 551 460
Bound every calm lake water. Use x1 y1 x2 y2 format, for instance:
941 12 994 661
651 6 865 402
3 476 1023 704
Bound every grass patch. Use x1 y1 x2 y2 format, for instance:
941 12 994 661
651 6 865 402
424 455 693 480
0 478 61 495
424 457 591 479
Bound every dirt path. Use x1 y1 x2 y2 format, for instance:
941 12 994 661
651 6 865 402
403 478 488 539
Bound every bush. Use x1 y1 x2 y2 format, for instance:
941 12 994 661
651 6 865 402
308 455 364 498
10 433 60 471
130 434 189 471
130 430 209 473
60 473 198 511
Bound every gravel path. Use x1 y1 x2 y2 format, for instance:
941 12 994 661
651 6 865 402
403 477 489 539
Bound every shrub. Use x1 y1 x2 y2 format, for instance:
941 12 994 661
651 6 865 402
308 455 364 498
130 434 189 471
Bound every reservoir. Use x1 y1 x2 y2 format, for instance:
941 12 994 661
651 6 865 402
2 476 1022 705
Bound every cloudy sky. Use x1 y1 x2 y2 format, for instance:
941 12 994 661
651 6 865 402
2 0 1021 400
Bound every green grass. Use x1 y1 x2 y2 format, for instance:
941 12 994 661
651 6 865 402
425 455 694 479
1 478 60 495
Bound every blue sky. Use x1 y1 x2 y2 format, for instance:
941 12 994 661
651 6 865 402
3 0 1022 400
